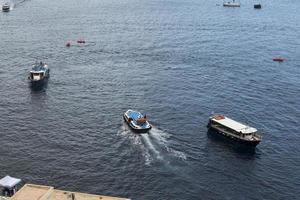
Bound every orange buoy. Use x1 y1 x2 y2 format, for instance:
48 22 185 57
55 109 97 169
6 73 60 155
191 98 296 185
66 42 71 47
272 57 284 62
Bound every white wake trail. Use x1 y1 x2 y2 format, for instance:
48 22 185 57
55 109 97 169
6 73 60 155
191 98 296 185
118 124 152 165
118 124 187 165
149 127 187 160
141 134 163 160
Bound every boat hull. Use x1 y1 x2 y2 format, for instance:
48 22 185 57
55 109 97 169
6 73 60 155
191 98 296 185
272 58 284 62
207 126 260 147
223 3 240 7
254 4 262 9
123 114 151 133
29 77 49 90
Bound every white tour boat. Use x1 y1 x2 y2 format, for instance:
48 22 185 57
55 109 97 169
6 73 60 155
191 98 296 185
207 115 262 147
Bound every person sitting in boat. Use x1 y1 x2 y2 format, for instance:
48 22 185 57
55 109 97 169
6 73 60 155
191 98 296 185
137 117 146 125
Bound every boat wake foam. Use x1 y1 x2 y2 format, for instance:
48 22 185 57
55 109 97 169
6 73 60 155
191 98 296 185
13 0 27 8
149 127 187 160
117 125 152 165
141 133 163 160
118 124 187 165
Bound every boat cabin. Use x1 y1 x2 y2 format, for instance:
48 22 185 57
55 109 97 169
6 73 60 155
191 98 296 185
209 115 258 137
0 176 21 197
2 3 10 12
29 72 43 81
28 62 49 81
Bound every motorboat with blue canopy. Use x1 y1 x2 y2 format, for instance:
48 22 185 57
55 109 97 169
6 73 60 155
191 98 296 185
123 110 151 133
28 62 50 85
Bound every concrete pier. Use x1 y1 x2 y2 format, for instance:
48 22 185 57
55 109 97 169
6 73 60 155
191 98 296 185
8 184 129 200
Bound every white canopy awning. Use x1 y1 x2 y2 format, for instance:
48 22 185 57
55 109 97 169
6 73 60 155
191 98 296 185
0 176 21 189
212 116 257 134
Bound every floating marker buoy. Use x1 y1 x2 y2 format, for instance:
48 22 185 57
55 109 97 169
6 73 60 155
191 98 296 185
272 57 284 62
254 4 262 9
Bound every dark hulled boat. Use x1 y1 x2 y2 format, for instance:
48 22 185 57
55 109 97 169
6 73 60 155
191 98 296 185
2 3 10 12
207 115 262 147
254 4 262 9
123 110 151 133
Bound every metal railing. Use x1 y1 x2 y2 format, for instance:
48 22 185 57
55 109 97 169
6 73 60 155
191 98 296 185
210 124 261 141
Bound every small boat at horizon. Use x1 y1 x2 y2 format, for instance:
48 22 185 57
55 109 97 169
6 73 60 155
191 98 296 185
207 115 262 147
2 3 10 12
123 110 152 133
254 3 262 9
28 62 50 86
272 57 284 62
223 0 240 7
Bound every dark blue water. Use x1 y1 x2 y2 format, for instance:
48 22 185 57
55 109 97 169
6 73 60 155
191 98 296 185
0 0 299 199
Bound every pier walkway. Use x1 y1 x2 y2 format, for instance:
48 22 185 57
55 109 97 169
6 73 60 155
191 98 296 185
5 184 129 200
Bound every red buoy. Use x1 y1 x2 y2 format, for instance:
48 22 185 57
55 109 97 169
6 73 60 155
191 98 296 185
272 57 284 62
66 42 71 47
